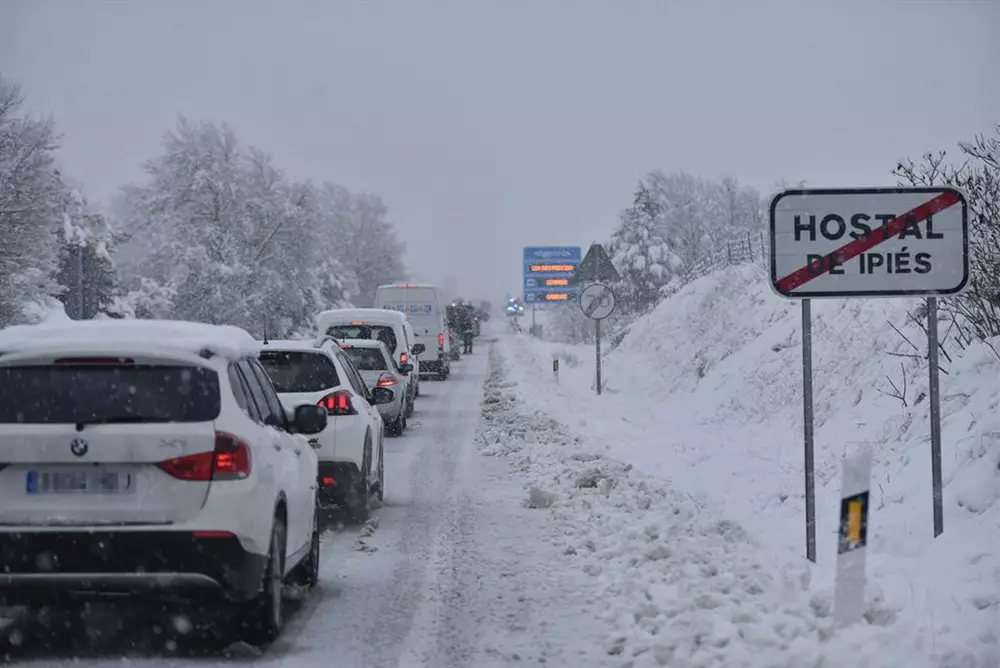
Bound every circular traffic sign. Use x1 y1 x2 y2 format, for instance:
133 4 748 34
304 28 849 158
579 283 615 320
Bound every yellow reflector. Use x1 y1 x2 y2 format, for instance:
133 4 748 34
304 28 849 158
846 500 862 544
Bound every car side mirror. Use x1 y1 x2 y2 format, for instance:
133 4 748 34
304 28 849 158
293 404 328 435
411 343 426 355
370 386 394 405
399 363 414 374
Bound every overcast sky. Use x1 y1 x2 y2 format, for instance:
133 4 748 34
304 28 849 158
1 1 997 303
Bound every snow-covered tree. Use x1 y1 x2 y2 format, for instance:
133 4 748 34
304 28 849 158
56 189 121 319
112 117 402 337
895 128 1000 349
0 75 64 325
608 180 682 315
318 185 406 307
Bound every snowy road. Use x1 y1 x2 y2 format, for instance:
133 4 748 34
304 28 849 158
6 344 611 668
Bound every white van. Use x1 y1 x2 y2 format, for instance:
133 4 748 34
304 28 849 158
315 308 422 415
374 283 452 380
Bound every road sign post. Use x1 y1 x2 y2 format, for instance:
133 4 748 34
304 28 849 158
770 186 969 555
802 298 816 563
579 282 616 395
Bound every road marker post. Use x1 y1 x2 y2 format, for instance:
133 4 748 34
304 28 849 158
579 282 616 396
552 356 559 385
769 187 968 555
834 446 873 627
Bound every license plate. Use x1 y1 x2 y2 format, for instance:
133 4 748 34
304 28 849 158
26 469 133 494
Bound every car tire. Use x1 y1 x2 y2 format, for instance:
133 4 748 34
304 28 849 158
376 439 384 502
344 439 371 523
242 516 286 645
298 504 320 588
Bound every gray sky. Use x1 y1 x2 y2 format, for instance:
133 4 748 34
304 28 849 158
2 1 997 303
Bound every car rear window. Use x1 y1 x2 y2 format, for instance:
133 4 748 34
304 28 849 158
258 350 341 393
326 325 397 353
0 364 221 424
342 347 388 371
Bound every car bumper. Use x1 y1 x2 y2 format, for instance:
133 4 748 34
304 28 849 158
0 531 267 604
419 358 446 373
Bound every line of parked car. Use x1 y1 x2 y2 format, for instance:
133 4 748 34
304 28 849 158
0 282 478 648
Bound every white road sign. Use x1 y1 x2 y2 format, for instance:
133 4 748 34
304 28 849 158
769 187 969 298
579 283 615 320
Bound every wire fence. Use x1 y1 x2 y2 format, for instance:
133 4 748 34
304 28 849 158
680 228 770 284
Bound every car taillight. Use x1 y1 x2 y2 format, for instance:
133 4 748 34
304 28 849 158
156 432 252 481
318 390 356 416
400 352 408 365
438 332 444 345
212 432 252 480
376 372 397 388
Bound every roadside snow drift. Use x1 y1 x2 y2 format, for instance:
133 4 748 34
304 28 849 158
495 264 999 667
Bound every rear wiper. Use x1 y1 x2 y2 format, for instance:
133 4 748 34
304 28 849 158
74 416 171 431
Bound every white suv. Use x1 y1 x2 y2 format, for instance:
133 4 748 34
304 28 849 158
258 337 394 521
0 319 328 645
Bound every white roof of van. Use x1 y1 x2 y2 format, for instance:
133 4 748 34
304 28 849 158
316 308 407 328
0 319 260 361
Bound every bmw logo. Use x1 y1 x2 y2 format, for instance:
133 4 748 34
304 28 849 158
70 438 89 457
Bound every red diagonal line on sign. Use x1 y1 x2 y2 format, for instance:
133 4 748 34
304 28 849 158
775 190 961 293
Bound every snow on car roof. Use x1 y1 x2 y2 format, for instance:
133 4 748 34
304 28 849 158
259 339 331 352
0 319 260 360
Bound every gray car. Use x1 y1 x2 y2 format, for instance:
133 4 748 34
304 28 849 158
338 339 411 436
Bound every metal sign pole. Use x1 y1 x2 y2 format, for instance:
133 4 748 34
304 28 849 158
802 298 816 563
927 297 944 537
595 318 602 396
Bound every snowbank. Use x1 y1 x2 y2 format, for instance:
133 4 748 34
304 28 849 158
496 264 999 667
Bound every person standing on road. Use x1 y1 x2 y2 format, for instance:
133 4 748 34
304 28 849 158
462 321 474 354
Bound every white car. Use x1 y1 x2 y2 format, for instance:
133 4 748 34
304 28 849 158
315 308 422 417
258 337 393 521
337 339 412 436
0 319 328 645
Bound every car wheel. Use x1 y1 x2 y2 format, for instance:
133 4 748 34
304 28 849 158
242 516 286 645
376 440 384 502
299 503 320 588
344 439 371 523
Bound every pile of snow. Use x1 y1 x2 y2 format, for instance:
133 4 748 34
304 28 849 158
495 263 999 667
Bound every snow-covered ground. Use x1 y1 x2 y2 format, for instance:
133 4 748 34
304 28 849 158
495 264 999 667
2 344 612 667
